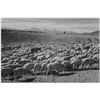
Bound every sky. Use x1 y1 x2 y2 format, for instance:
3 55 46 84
2 18 99 33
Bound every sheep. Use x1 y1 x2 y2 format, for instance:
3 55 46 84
8 60 14 64
83 44 91 50
31 47 41 53
1 63 9 68
6 64 22 70
1 67 14 79
50 56 61 63
37 55 45 61
91 54 99 61
14 57 21 63
45 54 50 59
2 46 12 51
41 60 50 75
23 63 34 70
77 54 87 59
47 61 64 75
82 58 99 69
62 60 72 71
70 58 82 70
28 55 37 61
75 47 82 51
62 55 73 61
18 59 30 66
33 62 42 75
14 67 33 80
1 58 9 63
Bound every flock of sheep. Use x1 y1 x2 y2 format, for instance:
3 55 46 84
1 38 100 82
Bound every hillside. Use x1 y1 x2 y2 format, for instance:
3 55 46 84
82 31 99 35
1 29 99 43
1 29 52 43
56 30 99 36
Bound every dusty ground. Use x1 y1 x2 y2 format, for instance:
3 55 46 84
33 70 99 83
2 69 99 83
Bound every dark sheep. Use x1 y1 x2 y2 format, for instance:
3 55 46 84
62 61 72 71
31 47 41 53
2 46 12 51
82 58 99 69
1 67 14 79
6 64 22 70
14 67 34 80
71 58 82 70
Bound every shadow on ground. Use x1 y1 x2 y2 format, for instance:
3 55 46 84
58 72 75 76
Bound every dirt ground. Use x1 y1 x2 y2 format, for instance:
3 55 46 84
33 70 99 83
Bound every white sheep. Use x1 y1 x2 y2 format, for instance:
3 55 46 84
71 58 82 70
23 63 34 70
41 60 50 74
33 62 42 75
47 61 64 75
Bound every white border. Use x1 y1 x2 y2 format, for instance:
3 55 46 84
0 0 100 100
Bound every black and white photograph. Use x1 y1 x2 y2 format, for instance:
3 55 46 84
1 18 99 83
